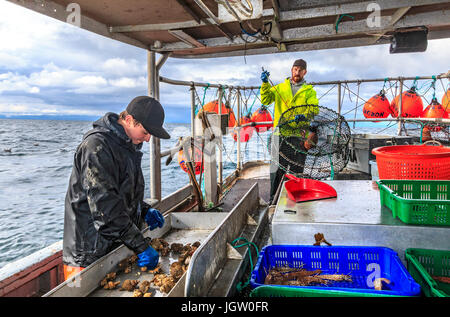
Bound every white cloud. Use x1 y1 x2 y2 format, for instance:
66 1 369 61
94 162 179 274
29 87 40 93
0 1 66 51
101 58 144 77
0 72 30 93
109 76 146 88
73 75 108 86
28 63 83 87
173 61 258 86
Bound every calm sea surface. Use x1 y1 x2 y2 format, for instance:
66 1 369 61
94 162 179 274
0 118 275 269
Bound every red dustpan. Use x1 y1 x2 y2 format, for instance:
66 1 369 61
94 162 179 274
284 174 337 203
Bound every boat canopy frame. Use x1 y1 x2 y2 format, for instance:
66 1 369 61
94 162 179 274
7 0 450 59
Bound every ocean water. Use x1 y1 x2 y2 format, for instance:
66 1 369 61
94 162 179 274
0 118 273 269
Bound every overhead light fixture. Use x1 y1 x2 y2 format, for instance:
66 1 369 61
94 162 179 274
389 26 428 54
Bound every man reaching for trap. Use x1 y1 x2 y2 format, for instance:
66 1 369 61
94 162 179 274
260 59 319 204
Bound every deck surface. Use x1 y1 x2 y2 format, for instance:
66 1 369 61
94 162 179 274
221 163 270 213
274 180 393 225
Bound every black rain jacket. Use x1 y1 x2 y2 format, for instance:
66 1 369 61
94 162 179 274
63 112 150 267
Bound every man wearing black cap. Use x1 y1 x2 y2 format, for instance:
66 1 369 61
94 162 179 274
62 96 170 280
260 59 319 203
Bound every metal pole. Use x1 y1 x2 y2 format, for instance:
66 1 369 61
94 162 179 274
218 87 223 189
160 74 450 90
148 50 162 201
236 88 241 171
190 84 196 139
337 83 341 115
397 78 404 136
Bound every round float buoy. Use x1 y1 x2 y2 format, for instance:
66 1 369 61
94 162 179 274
421 98 448 132
178 147 203 175
363 91 391 120
442 89 450 113
390 87 423 118
250 106 273 132
201 100 236 128
231 115 254 143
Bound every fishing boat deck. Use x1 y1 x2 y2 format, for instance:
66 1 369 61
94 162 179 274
221 163 271 213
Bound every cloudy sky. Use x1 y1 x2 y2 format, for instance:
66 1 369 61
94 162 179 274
0 0 449 123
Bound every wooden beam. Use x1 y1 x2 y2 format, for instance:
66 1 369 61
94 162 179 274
279 0 450 22
158 9 450 52
169 29 206 48
175 0 202 23
270 0 284 42
192 0 220 25
371 7 411 44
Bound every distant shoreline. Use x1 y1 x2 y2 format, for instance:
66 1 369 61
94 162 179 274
0 115 190 124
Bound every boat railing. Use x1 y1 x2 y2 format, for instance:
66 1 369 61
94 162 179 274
152 73 449 209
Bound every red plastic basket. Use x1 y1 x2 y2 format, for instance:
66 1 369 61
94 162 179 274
372 142 450 179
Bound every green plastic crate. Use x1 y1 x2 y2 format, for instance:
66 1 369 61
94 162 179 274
377 180 450 226
249 286 401 297
405 248 450 297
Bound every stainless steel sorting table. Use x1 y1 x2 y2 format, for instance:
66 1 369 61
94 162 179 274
272 180 450 264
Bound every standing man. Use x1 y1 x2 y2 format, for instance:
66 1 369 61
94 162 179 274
63 96 170 280
260 59 319 203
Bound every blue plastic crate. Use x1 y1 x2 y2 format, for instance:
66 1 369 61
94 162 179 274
250 245 421 296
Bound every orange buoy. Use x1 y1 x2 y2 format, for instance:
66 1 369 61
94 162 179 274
250 106 273 132
363 91 391 119
178 147 203 175
231 115 254 143
390 88 423 118
421 98 448 132
442 89 450 113
201 100 237 127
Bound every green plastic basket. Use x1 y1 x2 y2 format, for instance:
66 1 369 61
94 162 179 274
249 286 401 297
405 248 450 297
377 180 450 226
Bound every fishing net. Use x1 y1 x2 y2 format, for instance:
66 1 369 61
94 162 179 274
270 105 351 179
402 121 450 145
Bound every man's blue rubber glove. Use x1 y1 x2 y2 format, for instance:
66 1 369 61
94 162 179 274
261 70 270 83
137 246 159 269
145 208 165 230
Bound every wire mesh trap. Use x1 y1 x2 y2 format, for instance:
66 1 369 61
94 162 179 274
270 105 351 180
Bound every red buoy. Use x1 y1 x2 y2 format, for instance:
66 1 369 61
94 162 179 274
178 147 203 175
201 100 237 128
390 88 423 118
363 91 391 119
231 115 254 143
250 106 273 132
421 98 448 132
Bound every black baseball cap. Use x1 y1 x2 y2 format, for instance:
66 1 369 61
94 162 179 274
292 59 307 69
126 96 170 139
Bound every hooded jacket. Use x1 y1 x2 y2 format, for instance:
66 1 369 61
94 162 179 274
260 78 319 128
63 112 150 267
